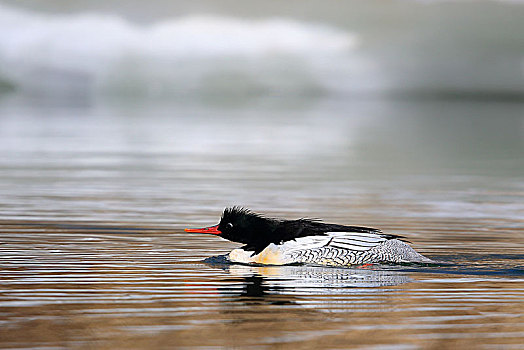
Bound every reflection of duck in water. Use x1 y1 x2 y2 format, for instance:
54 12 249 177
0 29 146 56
206 256 413 292
187 207 434 266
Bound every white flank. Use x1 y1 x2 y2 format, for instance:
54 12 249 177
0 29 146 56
229 231 388 265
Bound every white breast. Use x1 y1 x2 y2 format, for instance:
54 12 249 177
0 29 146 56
229 243 289 265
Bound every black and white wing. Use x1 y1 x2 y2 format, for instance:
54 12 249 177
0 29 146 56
279 231 393 253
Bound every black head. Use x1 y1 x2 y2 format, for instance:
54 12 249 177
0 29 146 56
185 207 278 245
218 207 278 244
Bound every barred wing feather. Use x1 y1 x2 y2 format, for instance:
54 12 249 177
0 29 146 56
282 231 388 252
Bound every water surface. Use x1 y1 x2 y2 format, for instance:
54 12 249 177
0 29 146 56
0 97 523 349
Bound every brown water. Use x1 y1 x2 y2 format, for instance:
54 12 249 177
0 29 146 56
0 97 523 349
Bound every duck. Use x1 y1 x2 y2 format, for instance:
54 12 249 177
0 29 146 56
185 207 434 266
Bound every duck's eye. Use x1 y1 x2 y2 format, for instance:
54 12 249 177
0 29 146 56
227 223 234 229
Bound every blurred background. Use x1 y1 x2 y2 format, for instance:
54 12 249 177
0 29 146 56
1 0 524 100
0 0 523 224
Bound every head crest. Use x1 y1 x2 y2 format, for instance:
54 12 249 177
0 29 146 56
221 206 256 220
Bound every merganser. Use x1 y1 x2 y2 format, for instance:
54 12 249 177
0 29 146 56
185 207 434 266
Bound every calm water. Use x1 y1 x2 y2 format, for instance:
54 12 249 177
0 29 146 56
0 97 523 349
